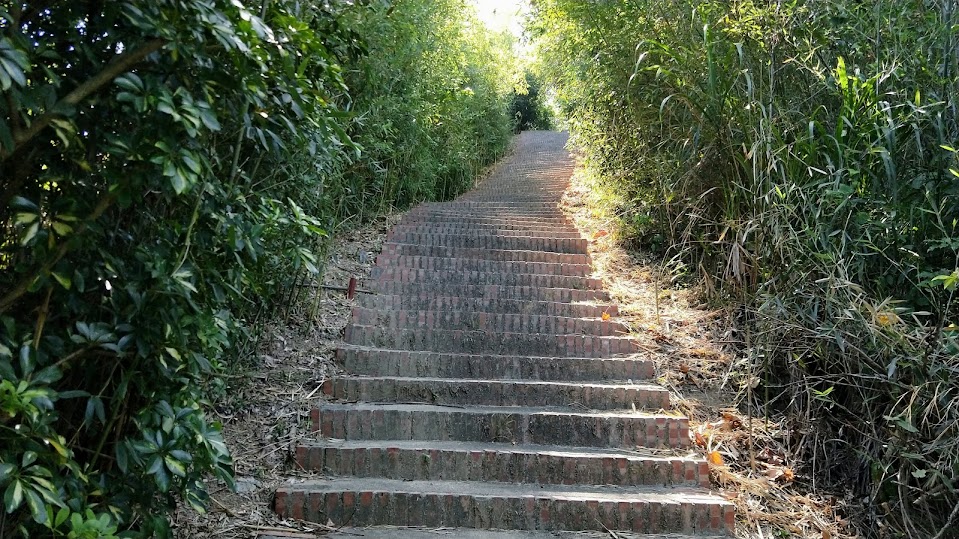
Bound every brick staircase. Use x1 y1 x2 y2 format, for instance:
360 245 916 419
272 132 734 537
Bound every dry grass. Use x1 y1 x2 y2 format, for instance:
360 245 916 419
560 165 857 539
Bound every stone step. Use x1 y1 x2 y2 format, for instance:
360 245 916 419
388 224 583 239
350 307 627 336
411 202 566 211
293 528 727 539
372 256 594 278
322 376 668 410
295 440 708 488
343 325 638 357
379 244 589 265
401 212 573 225
405 209 568 221
370 267 603 290
284 529 722 539
357 295 617 318
311 403 688 448
366 282 609 303
274 478 734 534
335 347 655 382
385 234 588 254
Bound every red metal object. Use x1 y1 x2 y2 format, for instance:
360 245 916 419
347 276 357 299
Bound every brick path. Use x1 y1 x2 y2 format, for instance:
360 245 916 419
273 132 734 537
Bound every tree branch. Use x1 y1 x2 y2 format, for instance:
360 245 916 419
1 38 166 161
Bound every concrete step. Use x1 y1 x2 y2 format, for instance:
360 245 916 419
388 223 584 238
370 267 603 290
343 325 638 357
357 295 617 318
385 234 588 254
372 256 593 277
274 478 734 534
379 244 589 265
322 376 669 410
350 307 627 336
295 440 708 488
310 403 689 448
335 347 655 382
366 282 609 303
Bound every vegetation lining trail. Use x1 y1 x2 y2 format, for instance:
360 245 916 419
530 1 959 537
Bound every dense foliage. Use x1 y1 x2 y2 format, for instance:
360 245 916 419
0 1 514 536
508 71 553 132
531 0 959 536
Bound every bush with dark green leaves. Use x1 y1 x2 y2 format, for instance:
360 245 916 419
532 0 959 536
0 1 514 536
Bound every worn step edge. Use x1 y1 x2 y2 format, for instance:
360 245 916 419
323 376 668 410
349 308 627 336
294 527 728 539
335 346 656 382
372 256 593 277
389 223 584 235
379 245 590 265
274 478 733 534
356 296 617 317
365 282 610 303
310 402 689 448
295 439 706 487
370 268 603 290
343 325 638 357
384 236 588 255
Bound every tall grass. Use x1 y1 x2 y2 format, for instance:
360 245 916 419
532 0 959 536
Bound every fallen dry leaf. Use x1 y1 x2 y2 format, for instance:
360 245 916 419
694 431 707 447
708 451 724 466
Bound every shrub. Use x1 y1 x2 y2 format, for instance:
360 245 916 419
531 0 959 536
0 0 515 536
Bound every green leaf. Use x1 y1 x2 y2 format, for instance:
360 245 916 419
164 455 187 477
10 196 38 211
4 480 24 512
24 487 46 524
45 437 70 459
51 221 73 236
51 272 72 290
54 507 69 527
896 419 919 434
21 451 37 468
114 73 143 92
0 463 14 484
20 222 40 245
171 170 188 194
14 212 37 225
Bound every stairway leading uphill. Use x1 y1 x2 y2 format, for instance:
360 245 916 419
273 131 735 537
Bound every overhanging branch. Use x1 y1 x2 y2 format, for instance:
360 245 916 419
1 38 166 161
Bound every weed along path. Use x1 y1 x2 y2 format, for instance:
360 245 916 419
269 131 735 537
